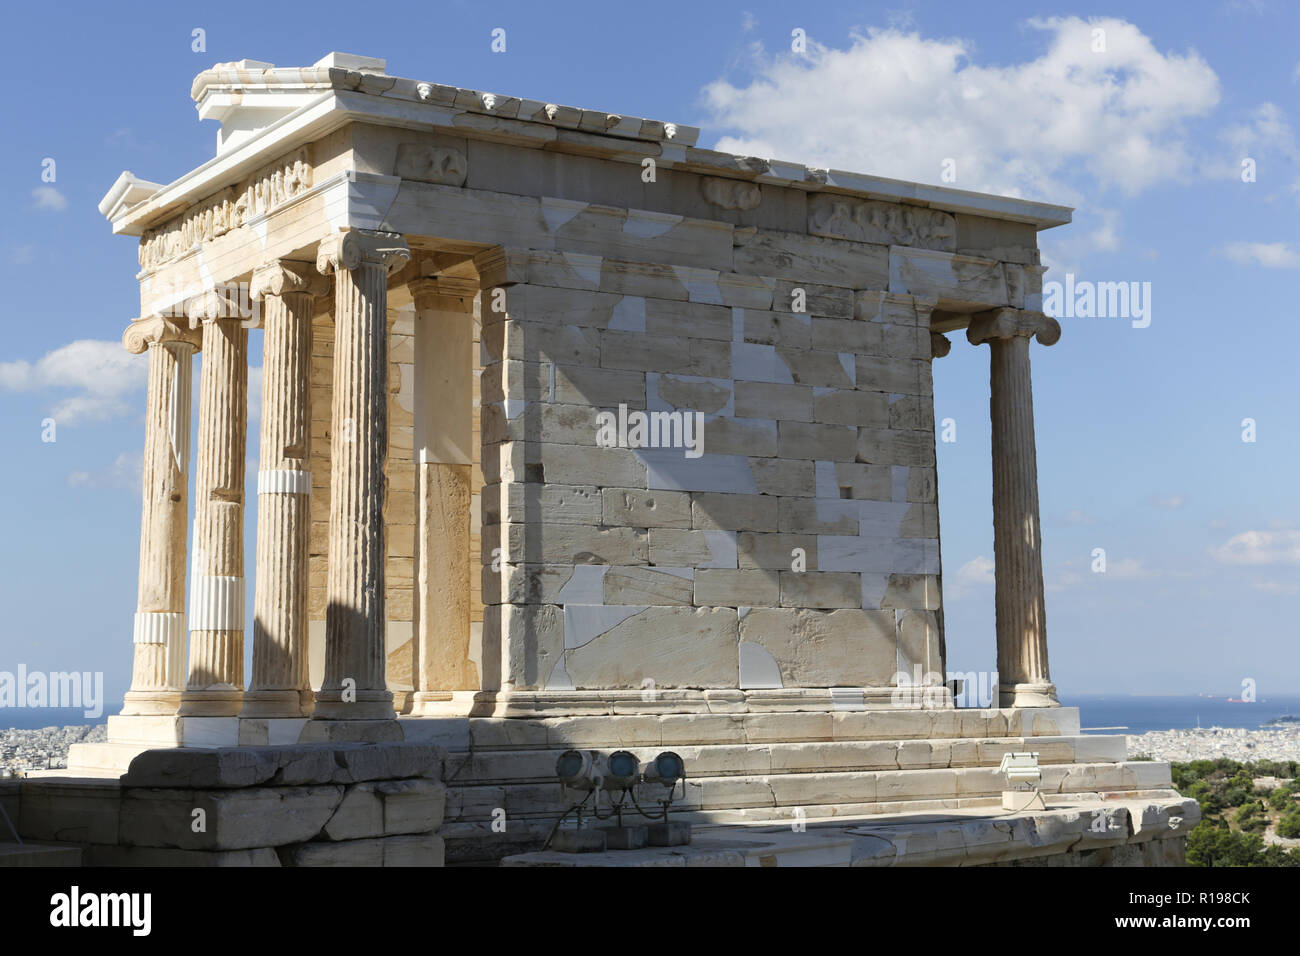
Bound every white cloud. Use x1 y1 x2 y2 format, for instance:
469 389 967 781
702 17 1221 202
67 451 142 491
1221 241 1300 269
948 555 994 598
0 339 147 424
1211 530 1300 565
1217 102 1298 166
31 186 67 211
1151 494 1185 510
1252 578 1299 595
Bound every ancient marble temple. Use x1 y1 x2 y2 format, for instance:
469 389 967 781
40 53 1196 866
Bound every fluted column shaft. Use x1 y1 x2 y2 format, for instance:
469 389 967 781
180 301 249 717
121 318 200 715
314 231 410 720
243 262 327 718
410 276 477 712
968 308 1060 709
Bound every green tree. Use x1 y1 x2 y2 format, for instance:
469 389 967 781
1277 807 1300 839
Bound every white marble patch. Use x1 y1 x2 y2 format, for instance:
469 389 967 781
541 196 588 232
555 565 609 605
624 209 682 238
731 342 795 384
815 460 839 498
672 265 723 304
563 604 647 650
609 295 646 332
561 251 602 287
739 641 783 689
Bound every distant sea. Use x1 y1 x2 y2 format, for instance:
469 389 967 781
4 696 1300 734
1067 695 1300 734
1 707 118 730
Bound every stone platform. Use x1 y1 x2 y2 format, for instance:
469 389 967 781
410 705 1189 865
37 705 1195 866
503 796 1199 866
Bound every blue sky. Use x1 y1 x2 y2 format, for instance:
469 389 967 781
1 0 1297 710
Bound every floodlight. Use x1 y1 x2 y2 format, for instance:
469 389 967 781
605 750 640 789
642 751 686 787
556 749 597 789
998 751 1041 787
998 751 1046 811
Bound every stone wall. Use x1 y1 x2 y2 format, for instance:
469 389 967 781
17 743 446 866
476 238 944 698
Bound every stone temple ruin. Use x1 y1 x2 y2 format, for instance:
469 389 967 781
3 53 1196 866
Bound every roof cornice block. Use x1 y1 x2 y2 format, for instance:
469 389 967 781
110 52 1073 236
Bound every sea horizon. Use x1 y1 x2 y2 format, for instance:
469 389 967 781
1067 694 1300 735
4 694 1300 735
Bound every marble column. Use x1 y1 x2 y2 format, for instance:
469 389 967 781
409 275 477 713
967 308 1061 709
179 292 249 717
121 316 201 715
242 261 329 718
925 320 950 696
313 230 410 720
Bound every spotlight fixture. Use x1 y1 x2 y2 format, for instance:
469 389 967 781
546 748 692 853
555 749 598 790
605 750 640 790
642 751 685 787
998 751 1046 811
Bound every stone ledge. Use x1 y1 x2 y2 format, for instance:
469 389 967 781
121 742 442 789
501 796 1199 867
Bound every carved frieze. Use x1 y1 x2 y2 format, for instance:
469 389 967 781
394 144 468 186
701 176 762 211
138 146 313 270
808 194 956 251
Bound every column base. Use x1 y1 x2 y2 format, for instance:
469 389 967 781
239 689 313 719
999 682 1060 709
178 689 244 717
120 690 182 716
310 689 395 720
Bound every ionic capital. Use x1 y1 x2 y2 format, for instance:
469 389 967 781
929 332 951 360
122 315 202 354
316 230 410 277
251 259 331 301
966 308 1060 348
184 289 246 326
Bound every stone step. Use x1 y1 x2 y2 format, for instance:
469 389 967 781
445 758 1171 825
66 740 151 776
0 842 83 866
442 783 1186 865
497 795 1200 867
459 707 1082 751
445 734 1126 786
